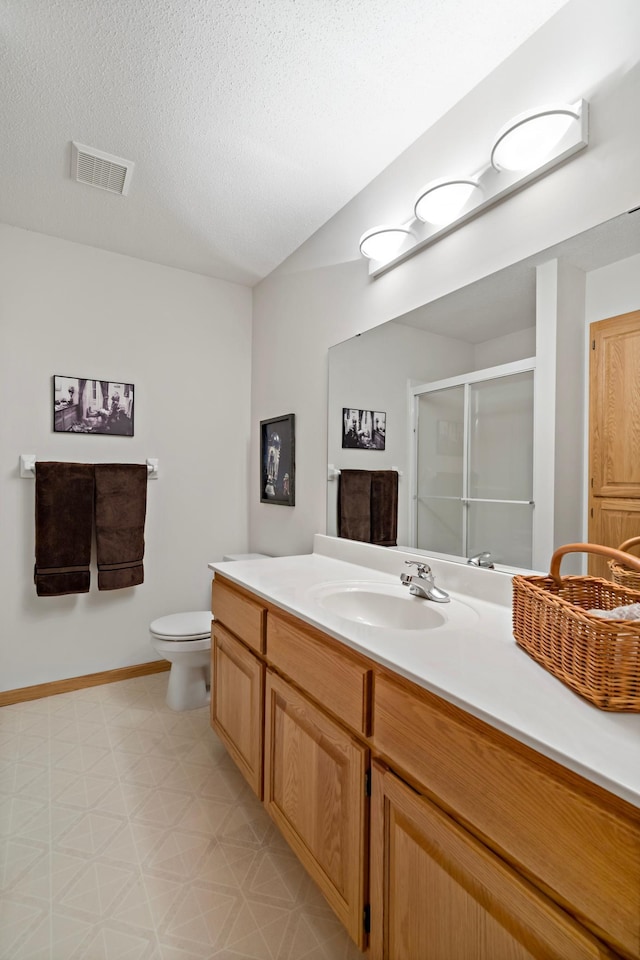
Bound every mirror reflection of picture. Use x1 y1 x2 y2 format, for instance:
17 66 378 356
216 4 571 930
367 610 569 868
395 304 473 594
260 413 295 505
342 408 386 450
53 375 134 436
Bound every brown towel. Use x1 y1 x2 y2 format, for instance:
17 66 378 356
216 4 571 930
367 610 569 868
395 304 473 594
371 470 398 547
34 461 94 596
338 470 372 542
94 464 148 590
338 469 398 546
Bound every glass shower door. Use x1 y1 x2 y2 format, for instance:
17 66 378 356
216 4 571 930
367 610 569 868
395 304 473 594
467 371 534 568
414 366 534 567
416 385 465 556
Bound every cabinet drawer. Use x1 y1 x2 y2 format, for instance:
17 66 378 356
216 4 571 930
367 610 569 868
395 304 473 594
211 623 264 797
212 576 266 654
267 612 372 736
372 671 640 960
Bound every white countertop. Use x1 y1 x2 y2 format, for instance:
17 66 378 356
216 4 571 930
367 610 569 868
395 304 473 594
209 535 640 808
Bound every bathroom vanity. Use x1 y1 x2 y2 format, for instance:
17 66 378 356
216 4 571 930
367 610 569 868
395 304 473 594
208 536 640 959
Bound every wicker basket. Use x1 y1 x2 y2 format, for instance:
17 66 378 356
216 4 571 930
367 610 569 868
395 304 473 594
608 536 640 591
512 543 640 711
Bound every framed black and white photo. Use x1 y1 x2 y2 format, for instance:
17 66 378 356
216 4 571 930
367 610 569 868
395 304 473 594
342 408 386 450
260 414 295 505
53 375 135 436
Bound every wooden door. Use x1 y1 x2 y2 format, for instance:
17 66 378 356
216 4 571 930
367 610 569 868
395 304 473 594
590 498 640 579
210 623 264 797
589 311 640 574
264 669 369 949
369 762 619 960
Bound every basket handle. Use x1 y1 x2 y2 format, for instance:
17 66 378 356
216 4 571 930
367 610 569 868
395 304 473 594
549 542 640 585
617 535 640 555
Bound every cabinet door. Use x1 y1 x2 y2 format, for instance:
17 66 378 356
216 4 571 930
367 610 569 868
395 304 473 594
370 763 619 960
264 669 369 949
211 624 264 798
589 497 640 578
590 310 640 499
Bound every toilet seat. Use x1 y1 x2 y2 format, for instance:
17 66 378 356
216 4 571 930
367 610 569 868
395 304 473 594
151 636 211 655
149 611 212 642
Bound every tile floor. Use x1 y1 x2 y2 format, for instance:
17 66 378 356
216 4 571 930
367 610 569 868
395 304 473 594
0 673 363 959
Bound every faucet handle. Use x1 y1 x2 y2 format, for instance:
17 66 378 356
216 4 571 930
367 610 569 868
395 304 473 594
404 560 432 577
467 551 495 568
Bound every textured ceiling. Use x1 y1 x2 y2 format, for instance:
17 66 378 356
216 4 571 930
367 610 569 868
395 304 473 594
1 0 569 285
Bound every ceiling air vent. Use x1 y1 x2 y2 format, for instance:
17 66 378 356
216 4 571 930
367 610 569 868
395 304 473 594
71 142 134 196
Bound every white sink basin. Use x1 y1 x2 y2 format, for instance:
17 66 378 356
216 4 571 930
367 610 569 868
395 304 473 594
309 580 479 631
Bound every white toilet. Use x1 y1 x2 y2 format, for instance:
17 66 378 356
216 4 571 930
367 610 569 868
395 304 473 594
149 611 212 711
150 553 269 711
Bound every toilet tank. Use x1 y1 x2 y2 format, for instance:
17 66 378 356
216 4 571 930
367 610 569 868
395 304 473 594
222 553 269 562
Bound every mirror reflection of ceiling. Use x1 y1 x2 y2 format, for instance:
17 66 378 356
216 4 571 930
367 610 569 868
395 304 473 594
389 209 640 344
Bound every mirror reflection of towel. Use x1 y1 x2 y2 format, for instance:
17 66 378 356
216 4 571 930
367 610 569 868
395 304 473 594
338 470 372 542
94 464 148 590
338 469 398 546
371 471 398 547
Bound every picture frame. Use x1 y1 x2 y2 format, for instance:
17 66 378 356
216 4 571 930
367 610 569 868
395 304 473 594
260 414 295 505
342 408 386 450
53 375 134 436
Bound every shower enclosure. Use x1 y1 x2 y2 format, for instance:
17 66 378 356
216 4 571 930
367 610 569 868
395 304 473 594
410 359 535 568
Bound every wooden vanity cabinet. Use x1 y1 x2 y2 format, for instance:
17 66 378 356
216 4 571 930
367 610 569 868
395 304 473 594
370 762 620 960
211 622 264 797
210 578 267 797
211 577 639 959
210 582 373 947
372 669 639 960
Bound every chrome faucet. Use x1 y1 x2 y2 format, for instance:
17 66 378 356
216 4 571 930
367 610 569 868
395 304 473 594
400 561 450 603
467 551 495 569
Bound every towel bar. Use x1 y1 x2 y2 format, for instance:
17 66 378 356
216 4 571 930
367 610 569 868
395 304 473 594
328 464 403 481
19 455 159 479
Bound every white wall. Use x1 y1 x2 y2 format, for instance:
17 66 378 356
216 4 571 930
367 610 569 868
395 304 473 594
326 322 474 544
250 0 640 557
585 252 640 323
473 327 536 370
0 225 252 690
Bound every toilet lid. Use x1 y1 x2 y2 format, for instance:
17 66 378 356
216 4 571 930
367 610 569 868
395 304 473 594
150 611 212 640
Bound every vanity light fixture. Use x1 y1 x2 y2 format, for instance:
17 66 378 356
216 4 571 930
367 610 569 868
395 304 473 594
490 103 583 172
361 98 589 277
359 225 415 261
414 178 482 226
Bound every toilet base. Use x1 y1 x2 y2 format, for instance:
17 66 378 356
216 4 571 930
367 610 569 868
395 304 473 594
165 661 211 711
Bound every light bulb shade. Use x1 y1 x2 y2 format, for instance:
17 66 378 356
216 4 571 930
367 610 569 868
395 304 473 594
490 104 581 172
359 226 414 261
414 178 482 225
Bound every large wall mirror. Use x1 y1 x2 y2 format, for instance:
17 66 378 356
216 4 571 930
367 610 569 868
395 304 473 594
327 210 640 571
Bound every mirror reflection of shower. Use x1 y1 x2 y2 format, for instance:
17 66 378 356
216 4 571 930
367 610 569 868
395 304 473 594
413 363 534 568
